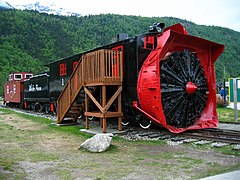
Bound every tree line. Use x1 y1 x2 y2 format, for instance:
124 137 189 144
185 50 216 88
0 9 239 95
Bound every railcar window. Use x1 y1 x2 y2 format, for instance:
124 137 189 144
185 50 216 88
7 86 9 94
14 74 22 80
25 74 33 79
9 74 13 81
60 63 67 76
72 61 78 71
143 36 155 50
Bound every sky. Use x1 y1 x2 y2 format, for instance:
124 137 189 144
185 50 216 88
6 0 240 32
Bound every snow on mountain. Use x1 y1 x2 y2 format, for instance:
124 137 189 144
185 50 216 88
0 1 81 17
0 0 14 10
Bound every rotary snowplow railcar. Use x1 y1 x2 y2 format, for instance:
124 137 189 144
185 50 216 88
3 23 224 133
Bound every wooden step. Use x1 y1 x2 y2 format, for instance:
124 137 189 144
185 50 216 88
70 106 82 110
57 118 76 125
68 110 80 114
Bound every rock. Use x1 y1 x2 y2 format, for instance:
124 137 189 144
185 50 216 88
232 144 240 151
183 138 198 143
211 142 228 147
80 133 113 153
194 140 211 145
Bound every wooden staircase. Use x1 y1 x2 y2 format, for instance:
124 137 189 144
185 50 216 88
57 49 123 132
57 56 85 123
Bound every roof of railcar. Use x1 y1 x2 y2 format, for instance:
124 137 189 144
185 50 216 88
46 35 139 66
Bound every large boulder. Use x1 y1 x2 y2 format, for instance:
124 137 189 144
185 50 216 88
80 133 113 153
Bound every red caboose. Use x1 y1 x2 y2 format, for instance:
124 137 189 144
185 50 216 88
4 72 33 107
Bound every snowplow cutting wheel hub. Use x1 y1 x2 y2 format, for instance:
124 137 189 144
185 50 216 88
137 23 224 133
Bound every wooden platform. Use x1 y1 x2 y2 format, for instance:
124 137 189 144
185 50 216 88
57 49 123 133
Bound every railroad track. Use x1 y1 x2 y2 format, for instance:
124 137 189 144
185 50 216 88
121 127 240 147
180 128 240 144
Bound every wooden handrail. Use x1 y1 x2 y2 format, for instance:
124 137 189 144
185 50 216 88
83 49 122 85
57 57 84 123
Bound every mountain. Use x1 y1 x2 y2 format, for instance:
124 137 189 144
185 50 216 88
13 1 81 17
0 10 240 96
0 1 14 10
0 1 81 16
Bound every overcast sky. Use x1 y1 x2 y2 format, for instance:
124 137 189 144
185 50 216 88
6 0 240 32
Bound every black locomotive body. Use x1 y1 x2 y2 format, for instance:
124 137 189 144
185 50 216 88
23 73 50 111
48 54 81 104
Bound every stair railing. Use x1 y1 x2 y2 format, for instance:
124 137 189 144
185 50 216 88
57 57 84 123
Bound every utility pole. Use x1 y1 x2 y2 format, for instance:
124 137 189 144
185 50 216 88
233 78 238 122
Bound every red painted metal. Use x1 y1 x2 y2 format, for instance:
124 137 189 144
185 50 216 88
132 101 159 122
186 82 198 95
137 23 224 133
50 103 55 113
112 45 123 77
4 72 33 105
4 81 22 103
24 101 28 109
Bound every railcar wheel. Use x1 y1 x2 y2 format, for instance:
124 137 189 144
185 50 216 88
121 117 130 126
34 102 43 112
139 115 152 129
122 104 133 126
44 104 50 113
160 50 208 128
88 116 94 121
87 105 94 121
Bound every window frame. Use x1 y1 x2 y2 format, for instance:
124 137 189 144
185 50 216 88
14 74 22 80
59 63 67 76
72 61 79 71
25 74 33 79
143 35 155 50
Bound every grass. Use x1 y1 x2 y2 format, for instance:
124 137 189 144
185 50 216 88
217 107 240 122
215 145 240 156
56 169 72 180
0 107 240 179
0 157 16 171
0 107 15 114
188 142 240 156
0 107 92 138
29 151 60 162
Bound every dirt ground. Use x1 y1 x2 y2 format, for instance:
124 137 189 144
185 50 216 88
0 108 240 180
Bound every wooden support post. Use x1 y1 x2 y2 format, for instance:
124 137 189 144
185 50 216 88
118 86 122 131
85 89 89 129
100 118 103 128
100 88 103 128
102 85 107 133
